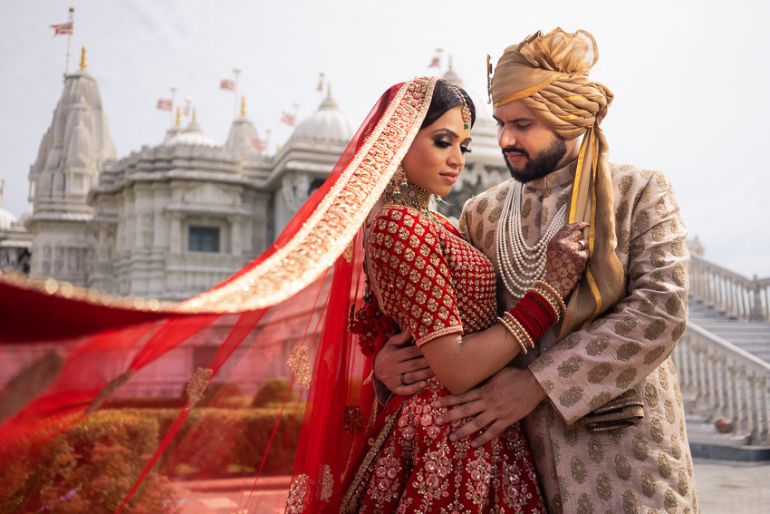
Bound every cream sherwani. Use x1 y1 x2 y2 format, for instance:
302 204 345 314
460 162 699 514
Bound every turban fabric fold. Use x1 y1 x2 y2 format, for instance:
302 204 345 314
491 28 625 337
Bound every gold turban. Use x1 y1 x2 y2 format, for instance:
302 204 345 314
491 28 625 337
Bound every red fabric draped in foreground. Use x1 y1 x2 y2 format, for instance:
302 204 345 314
0 80 420 513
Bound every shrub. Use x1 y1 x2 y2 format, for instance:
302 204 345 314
0 405 304 511
198 381 244 407
0 411 178 514
99 406 303 480
104 396 183 409
251 379 296 407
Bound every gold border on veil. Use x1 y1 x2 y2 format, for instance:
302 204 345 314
0 78 437 315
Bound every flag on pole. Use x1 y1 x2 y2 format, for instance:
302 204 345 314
428 48 443 68
280 111 296 126
316 72 325 92
220 79 236 91
156 98 173 112
50 21 73 37
250 137 267 152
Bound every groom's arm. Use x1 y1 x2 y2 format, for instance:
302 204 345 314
527 170 689 425
372 333 433 405
440 170 689 442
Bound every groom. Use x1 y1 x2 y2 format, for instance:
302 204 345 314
376 29 698 513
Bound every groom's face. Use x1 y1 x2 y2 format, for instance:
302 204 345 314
493 100 571 183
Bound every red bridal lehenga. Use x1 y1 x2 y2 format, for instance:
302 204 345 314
0 76 543 514
333 204 545 513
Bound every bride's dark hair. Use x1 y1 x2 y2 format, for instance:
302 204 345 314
420 78 476 129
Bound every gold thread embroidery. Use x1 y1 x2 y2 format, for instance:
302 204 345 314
285 473 310 514
186 367 213 407
340 404 403 513
318 463 334 501
288 345 311 389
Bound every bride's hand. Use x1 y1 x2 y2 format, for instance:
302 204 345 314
543 222 590 298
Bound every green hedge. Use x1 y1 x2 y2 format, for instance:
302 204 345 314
0 404 304 512
0 411 177 514
105 379 299 411
251 378 297 407
113 406 304 479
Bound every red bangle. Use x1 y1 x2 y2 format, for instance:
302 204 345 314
529 290 558 321
507 291 558 342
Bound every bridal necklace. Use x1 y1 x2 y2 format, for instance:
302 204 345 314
496 180 567 299
383 164 433 214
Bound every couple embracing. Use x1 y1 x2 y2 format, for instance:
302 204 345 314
289 28 699 514
0 27 698 514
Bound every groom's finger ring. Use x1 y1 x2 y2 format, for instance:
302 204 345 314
400 372 407 386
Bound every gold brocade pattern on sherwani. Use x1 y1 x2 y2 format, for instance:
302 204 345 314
1 78 437 315
460 163 698 513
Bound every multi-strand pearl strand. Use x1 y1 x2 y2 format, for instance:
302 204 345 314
496 181 567 299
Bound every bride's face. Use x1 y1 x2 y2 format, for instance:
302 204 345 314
401 107 472 197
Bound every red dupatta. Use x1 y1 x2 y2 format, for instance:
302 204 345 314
0 77 437 513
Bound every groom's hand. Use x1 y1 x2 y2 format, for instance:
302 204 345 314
374 330 434 396
437 367 546 447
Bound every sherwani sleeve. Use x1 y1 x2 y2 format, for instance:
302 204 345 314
458 200 473 243
529 170 690 425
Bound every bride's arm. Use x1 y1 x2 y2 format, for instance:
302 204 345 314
368 205 587 395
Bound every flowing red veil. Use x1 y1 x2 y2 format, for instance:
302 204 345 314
0 77 437 513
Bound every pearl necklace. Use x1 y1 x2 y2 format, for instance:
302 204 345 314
496 180 567 299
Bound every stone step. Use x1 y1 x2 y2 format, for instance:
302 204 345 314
685 420 770 460
688 324 770 335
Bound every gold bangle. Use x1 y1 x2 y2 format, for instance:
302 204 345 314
531 280 567 319
497 315 528 355
503 311 535 350
532 287 562 322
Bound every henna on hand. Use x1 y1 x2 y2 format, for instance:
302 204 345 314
544 222 590 297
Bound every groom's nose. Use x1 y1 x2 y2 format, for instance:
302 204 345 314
498 124 517 149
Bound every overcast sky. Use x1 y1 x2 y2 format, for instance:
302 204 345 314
1 0 768 276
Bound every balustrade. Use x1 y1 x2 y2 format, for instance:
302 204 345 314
689 254 770 321
673 323 770 444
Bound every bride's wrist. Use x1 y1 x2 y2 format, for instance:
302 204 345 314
530 280 567 320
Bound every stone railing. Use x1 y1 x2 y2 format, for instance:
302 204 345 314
689 254 770 321
673 322 770 445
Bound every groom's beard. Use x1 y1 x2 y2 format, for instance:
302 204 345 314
503 137 567 183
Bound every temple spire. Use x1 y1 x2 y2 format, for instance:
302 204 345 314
240 95 247 117
79 45 87 71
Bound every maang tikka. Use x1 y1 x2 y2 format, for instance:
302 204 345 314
448 83 472 129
